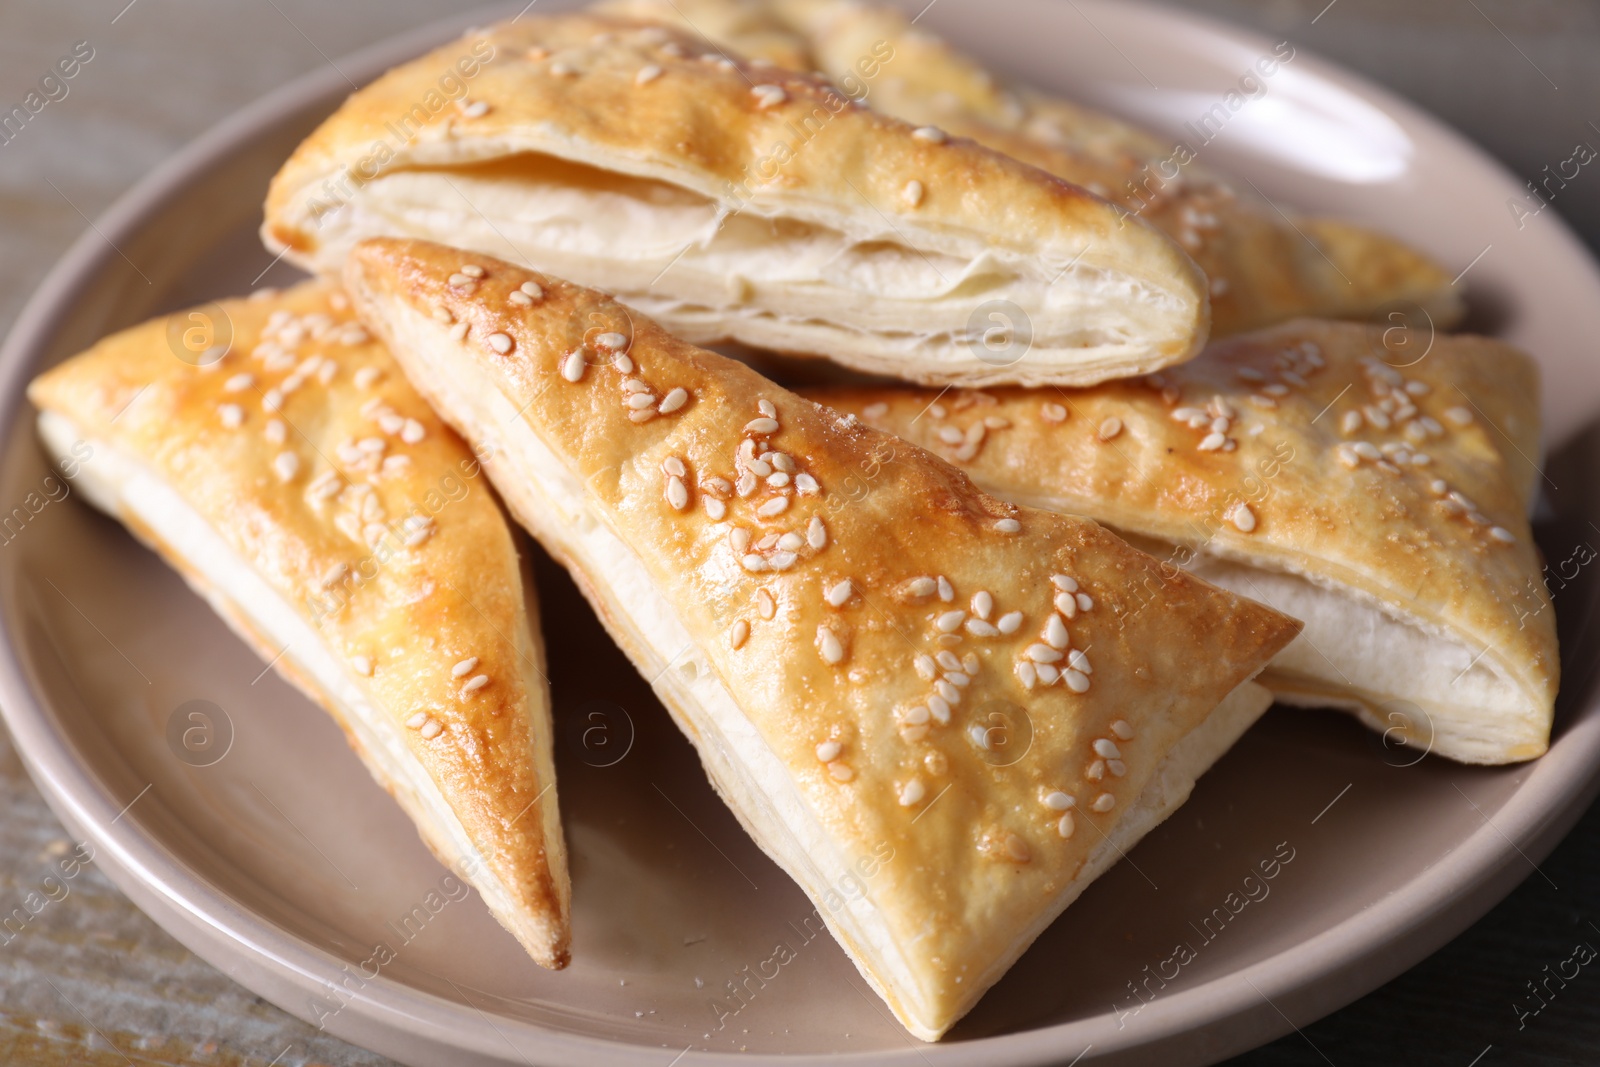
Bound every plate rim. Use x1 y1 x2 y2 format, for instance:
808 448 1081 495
1 2 1598 1064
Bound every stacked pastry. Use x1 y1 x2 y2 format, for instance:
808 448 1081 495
29 4 1556 1045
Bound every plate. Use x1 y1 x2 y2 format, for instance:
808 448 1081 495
4 2 1600 1064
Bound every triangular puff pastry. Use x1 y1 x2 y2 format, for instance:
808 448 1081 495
27 282 571 967
594 0 1463 337
262 13 1210 388
812 319 1557 765
343 237 1299 1039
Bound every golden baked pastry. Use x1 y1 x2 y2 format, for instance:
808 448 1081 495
594 0 1463 336
263 13 1210 388
812 319 1556 765
27 281 571 968
342 237 1300 1040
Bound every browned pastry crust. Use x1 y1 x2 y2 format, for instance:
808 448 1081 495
27 281 571 968
262 12 1210 388
811 319 1556 764
343 237 1299 1039
595 0 1463 336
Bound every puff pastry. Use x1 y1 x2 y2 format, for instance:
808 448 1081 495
813 319 1556 765
262 13 1211 388
27 282 571 967
595 0 1463 337
343 237 1299 1039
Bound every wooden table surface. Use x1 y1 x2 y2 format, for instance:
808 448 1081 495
1 1 1597 1064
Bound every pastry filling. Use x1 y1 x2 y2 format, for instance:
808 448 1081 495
327 153 1184 363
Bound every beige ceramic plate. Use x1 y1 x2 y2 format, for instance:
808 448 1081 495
4 2 1600 1065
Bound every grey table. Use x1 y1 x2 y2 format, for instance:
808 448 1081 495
1 1 1596 1064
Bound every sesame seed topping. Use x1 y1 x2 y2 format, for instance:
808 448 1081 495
997 610 1023 634
729 619 750 649
995 518 1021 533
659 387 688 414
937 576 954 602
666 475 689 510
1051 574 1079 593
1054 591 1077 618
1198 431 1226 451
1040 402 1068 423
971 591 993 618
219 404 244 428
828 761 854 782
1026 643 1062 663
751 84 787 108
448 323 469 342
485 332 515 355
1063 669 1091 693
1044 791 1075 810
807 516 827 549
354 366 381 389
636 63 663 85
549 61 577 76
1005 835 1031 863
1229 503 1257 533
912 125 947 143
1097 417 1123 441
452 657 479 677
509 291 533 307
1076 592 1094 612
746 417 779 434
352 655 373 676
967 723 992 749
401 419 425 444
825 579 853 607
898 778 926 806
815 739 842 762
1093 738 1121 759
1489 526 1516 543
448 273 476 288
1056 813 1076 838
1444 406 1473 426
1091 793 1115 812
902 179 924 207
420 719 443 740
224 373 254 392
461 674 490 695
965 618 999 637
1043 614 1069 648
1068 649 1092 675
817 625 844 664
913 654 937 680
272 451 300 482
756 496 789 517
936 610 966 632
560 350 586 382
459 266 485 281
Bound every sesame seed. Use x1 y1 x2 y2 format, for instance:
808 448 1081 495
945 670 970 687
352 655 373 676
485 332 514 355
561 350 586 382
937 426 964 445
1107 760 1127 776
1064 669 1091 693
965 618 999 637
219 404 244 428
1076 592 1093 612
729 619 750 649
937 576 954 602
460 100 490 118
354 366 381 389
666 475 689 510
272 451 300 482
908 577 936 598
1005 835 1031 863
448 273 476 288
757 496 788 517
420 719 443 740
1017 661 1038 689
997 610 1023 634
224 373 254 392
936 610 966 632
1489 526 1516 543
1040 402 1067 423
912 125 947 143
1093 738 1121 759
401 419 425 444
807 516 827 549
1236 367 1265 382
1026 643 1062 663
817 626 844 664
740 553 766 572
777 532 803 551
1353 441 1382 461
549 62 577 76
461 674 490 695
1229 503 1257 533
967 723 991 749
898 778 926 806
659 387 688 413
1043 614 1069 648
751 84 787 108
452 658 479 677
1443 406 1473 426
756 589 777 620
995 518 1021 533
746 417 779 434
1198 431 1226 451
902 179 924 207
459 267 485 281
1091 793 1115 812
509 291 533 307
828 761 854 782
794 472 820 495
913 655 937 681
1056 813 1076 838
825 579 853 607
448 323 469 342
1051 574 1079 593
1044 791 1074 810
1097 417 1123 441
1068 649 1092 675
1035 663 1060 684
636 63 663 85
704 498 726 520
1054 591 1078 618
662 456 686 478
971 591 993 618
